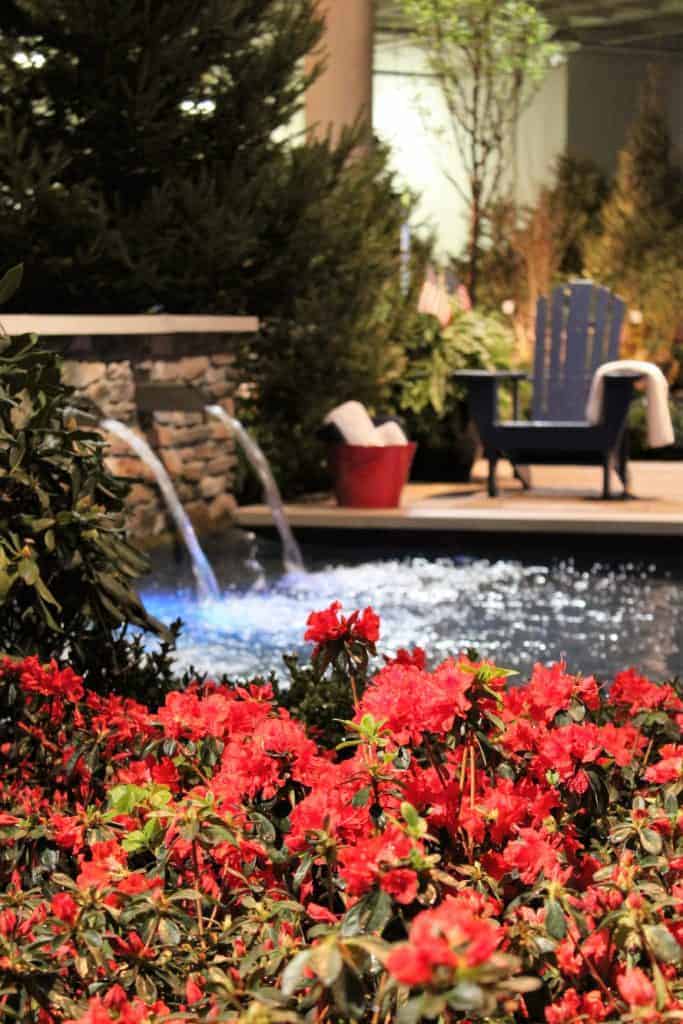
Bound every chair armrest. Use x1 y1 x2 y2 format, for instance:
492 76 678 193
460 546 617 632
453 370 528 382
454 371 528 431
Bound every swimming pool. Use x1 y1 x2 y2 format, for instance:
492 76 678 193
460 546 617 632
139 531 683 683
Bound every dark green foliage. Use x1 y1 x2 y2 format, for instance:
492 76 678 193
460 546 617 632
0 267 175 694
550 154 610 277
628 396 683 460
380 305 513 473
0 0 322 313
235 145 428 498
278 653 361 749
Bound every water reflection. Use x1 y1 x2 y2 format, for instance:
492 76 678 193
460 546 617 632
140 541 683 683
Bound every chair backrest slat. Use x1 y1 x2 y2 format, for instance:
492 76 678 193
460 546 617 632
533 296 548 418
545 285 568 419
532 281 624 422
607 292 626 361
562 282 593 419
590 287 610 375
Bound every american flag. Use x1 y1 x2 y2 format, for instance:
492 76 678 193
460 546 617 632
417 279 453 328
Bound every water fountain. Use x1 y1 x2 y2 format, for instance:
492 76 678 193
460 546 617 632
100 419 221 602
205 404 304 573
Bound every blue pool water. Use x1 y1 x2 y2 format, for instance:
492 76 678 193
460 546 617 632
139 533 683 683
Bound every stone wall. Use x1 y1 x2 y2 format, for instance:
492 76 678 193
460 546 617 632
61 354 239 543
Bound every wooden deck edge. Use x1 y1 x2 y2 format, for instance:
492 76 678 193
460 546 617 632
234 506 683 536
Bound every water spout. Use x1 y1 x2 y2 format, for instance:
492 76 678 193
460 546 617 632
101 419 220 602
205 405 304 573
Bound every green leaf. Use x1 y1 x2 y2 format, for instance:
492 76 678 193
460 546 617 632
0 569 16 601
17 558 38 585
645 924 682 963
545 898 567 940
447 981 485 1012
331 964 366 1020
158 917 181 945
310 938 343 987
365 888 392 935
0 264 23 305
281 949 313 996
640 828 663 855
135 973 157 1002
121 830 146 853
400 801 420 829
352 786 371 808
397 995 427 1024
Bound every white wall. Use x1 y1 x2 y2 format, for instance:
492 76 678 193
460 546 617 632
373 31 569 260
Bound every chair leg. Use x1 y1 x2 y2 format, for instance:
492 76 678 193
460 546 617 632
513 464 532 490
488 453 499 497
602 455 611 500
617 433 631 497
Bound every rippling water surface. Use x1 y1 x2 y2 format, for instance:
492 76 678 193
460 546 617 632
140 534 683 683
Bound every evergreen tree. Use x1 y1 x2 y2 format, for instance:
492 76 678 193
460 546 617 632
585 73 683 287
0 0 322 312
584 72 683 364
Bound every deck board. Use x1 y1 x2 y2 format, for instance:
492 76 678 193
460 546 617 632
235 460 683 536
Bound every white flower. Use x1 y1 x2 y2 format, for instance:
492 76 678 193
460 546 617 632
501 299 516 317
629 309 644 326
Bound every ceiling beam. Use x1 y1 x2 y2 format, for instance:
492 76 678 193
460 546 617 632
554 13 683 45
540 0 671 16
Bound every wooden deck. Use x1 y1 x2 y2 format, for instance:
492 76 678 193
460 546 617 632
235 460 683 536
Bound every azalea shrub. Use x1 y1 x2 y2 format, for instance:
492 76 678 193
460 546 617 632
0 603 682 1024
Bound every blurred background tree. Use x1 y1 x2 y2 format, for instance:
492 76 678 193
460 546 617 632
583 72 683 375
397 0 560 304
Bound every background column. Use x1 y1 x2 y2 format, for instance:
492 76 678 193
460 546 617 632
305 0 374 144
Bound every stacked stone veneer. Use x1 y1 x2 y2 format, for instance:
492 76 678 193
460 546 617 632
61 354 238 543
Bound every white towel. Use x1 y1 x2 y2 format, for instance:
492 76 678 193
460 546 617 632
585 359 675 448
324 401 381 446
324 402 411 446
374 420 409 446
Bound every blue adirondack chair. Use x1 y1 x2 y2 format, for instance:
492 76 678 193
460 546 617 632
456 281 641 498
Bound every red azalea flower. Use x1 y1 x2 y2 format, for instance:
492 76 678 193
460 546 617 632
644 744 683 784
380 867 419 905
617 967 656 1007
306 902 339 924
386 892 502 986
304 601 380 650
51 892 79 926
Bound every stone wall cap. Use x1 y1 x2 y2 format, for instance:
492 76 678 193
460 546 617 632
0 313 259 336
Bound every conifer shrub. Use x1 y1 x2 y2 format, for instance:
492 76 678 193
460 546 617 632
0 266 177 698
583 74 683 367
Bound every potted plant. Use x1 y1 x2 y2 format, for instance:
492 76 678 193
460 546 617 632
386 305 514 481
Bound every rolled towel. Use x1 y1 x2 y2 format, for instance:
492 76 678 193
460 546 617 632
586 359 675 448
374 419 409 446
324 400 381 446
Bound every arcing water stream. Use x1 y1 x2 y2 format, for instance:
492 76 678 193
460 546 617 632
205 405 304 573
100 419 221 602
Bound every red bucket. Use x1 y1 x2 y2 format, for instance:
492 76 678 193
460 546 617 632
328 443 417 508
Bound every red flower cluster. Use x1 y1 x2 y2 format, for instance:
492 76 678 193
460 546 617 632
0 603 681 1024
386 892 503 984
304 600 380 651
